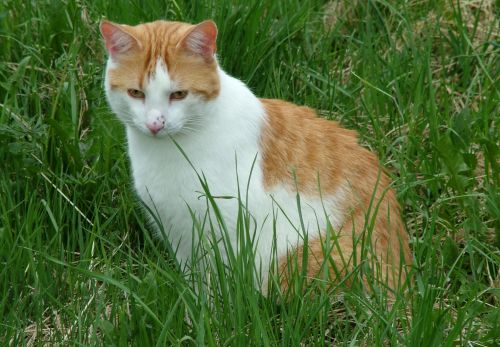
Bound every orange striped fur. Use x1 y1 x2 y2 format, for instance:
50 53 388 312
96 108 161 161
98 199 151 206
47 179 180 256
260 99 412 290
102 20 219 99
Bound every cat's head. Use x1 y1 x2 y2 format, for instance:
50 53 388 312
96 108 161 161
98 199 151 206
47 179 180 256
100 20 220 137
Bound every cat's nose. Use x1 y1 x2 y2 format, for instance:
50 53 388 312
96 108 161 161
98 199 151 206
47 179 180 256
146 119 165 135
146 110 165 135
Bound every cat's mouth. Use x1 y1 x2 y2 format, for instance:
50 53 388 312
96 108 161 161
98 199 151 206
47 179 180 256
142 123 182 138
144 127 167 137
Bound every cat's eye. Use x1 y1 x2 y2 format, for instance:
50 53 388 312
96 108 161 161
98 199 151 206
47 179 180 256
127 89 145 99
170 90 188 101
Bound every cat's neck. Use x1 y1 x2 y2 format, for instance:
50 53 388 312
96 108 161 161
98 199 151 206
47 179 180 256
210 67 264 126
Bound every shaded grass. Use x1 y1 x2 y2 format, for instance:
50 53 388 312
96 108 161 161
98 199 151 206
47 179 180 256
0 0 499 345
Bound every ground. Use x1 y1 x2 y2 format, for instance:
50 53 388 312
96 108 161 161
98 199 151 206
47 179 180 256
0 0 498 345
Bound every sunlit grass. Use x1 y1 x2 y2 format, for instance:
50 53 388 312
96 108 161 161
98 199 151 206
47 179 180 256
0 0 498 345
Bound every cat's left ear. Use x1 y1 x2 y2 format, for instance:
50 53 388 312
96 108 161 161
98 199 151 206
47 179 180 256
179 20 217 62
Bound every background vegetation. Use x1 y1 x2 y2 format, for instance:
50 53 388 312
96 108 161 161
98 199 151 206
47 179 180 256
0 0 498 345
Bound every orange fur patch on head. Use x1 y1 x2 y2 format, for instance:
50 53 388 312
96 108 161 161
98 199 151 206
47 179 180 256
101 20 220 99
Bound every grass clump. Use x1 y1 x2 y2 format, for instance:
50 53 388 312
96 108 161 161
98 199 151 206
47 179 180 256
0 0 498 345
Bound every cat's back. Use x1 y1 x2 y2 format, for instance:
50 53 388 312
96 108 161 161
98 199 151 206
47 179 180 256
259 98 376 194
259 98 411 289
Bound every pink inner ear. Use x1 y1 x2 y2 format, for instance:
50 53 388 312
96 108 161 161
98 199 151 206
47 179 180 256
183 21 217 60
100 21 137 56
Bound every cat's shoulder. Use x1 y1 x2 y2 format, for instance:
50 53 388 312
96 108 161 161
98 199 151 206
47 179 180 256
259 98 358 142
259 98 317 119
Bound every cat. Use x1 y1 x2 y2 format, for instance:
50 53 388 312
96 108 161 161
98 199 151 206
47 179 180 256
100 19 412 293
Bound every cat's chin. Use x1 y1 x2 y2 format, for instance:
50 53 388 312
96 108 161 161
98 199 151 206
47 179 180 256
144 130 170 138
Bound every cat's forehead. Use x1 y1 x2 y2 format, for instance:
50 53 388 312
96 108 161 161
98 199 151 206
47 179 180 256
144 59 175 98
133 21 194 48
132 21 194 72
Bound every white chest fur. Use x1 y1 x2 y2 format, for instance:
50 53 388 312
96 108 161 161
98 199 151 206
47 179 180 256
122 70 347 284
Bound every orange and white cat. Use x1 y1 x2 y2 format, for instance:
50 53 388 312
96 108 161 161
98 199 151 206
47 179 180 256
100 19 411 292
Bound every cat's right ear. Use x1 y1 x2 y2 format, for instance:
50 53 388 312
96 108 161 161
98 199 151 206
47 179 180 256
100 20 140 58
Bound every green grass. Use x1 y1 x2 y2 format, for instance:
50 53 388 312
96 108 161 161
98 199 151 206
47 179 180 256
1 0 499 345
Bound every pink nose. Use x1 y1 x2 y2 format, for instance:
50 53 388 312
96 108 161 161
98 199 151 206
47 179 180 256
146 119 165 135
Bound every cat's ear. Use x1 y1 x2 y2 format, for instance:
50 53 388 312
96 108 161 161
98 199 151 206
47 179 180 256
179 20 217 62
100 20 140 57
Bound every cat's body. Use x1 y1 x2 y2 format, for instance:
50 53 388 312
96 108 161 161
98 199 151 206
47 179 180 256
101 19 411 292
